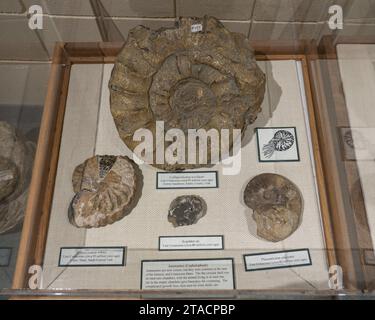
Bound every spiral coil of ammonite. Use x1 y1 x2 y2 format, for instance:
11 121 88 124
243 173 303 242
69 155 143 228
109 16 266 171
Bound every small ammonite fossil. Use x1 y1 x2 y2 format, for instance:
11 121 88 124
243 173 303 242
262 130 295 158
168 195 207 227
69 155 143 228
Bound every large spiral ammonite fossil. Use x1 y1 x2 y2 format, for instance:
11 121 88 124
0 121 35 234
69 155 143 228
243 173 303 242
109 16 266 171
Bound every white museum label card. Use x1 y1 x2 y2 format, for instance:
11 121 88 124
256 127 300 162
191 23 203 33
59 247 126 267
244 249 312 271
157 171 218 189
141 259 235 290
0 248 12 267
159 236 224 251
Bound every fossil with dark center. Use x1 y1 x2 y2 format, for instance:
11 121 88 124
69 155 143 228
243 173 303 242
168 195 207 227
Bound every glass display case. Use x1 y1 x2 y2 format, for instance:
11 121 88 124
0 0 375 300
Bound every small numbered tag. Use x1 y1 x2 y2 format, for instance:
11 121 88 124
191 23 203 33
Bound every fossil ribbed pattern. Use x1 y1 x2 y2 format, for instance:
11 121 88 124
69 155 141 228
109 16 266 170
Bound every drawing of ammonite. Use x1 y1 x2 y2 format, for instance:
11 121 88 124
0 121 35 234
262 129 295 158
168 195 207 227
243 173 303 242
69 155 143 228
109 16 266 171
343 128 366 150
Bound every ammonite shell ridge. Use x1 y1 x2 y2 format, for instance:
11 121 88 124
69 155 142 228
243 173 303 242
109 16 266 171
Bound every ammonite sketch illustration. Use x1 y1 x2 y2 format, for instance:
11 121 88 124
343 129 366 150
168 195 207 227
0 121 35 234
69 155 143 228
109 16 266 171
262 129 295 158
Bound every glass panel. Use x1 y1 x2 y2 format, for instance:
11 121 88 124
0 0 374 299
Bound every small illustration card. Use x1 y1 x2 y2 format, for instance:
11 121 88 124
256 127 300 162
339 127 375 161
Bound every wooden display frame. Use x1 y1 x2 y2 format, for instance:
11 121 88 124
316 35 375 292
9 40 344 298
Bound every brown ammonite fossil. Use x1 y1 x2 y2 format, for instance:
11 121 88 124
243 173 303 242
168 195 207 227
109 16 266 171
69 155 143 228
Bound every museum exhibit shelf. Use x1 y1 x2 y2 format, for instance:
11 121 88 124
0 30 374 299
0 39 345 299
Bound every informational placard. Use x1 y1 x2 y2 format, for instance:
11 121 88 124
244 249 311 271
0 248 12 267
159 236 224 251
59 247 126 267
141 258 235 290
191 23 203 33
157 171 218 189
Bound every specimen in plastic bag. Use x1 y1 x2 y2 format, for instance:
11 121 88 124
243 173 303 242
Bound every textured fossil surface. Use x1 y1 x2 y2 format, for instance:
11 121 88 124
109 16 266 170
69 155 143 228
168 195 207 227
0 157 19 203
0 121 35 234
244 173 303 242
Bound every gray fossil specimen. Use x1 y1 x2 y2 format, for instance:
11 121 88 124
69 155 143 228
0 121 35 234
168 195 207 227
109 16 266 170
243 173 303 242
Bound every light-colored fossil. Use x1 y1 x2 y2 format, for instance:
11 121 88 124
109 16 266 170
0 121 35 234
168 195 207 227
69 155 142 228
243 173 303 242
